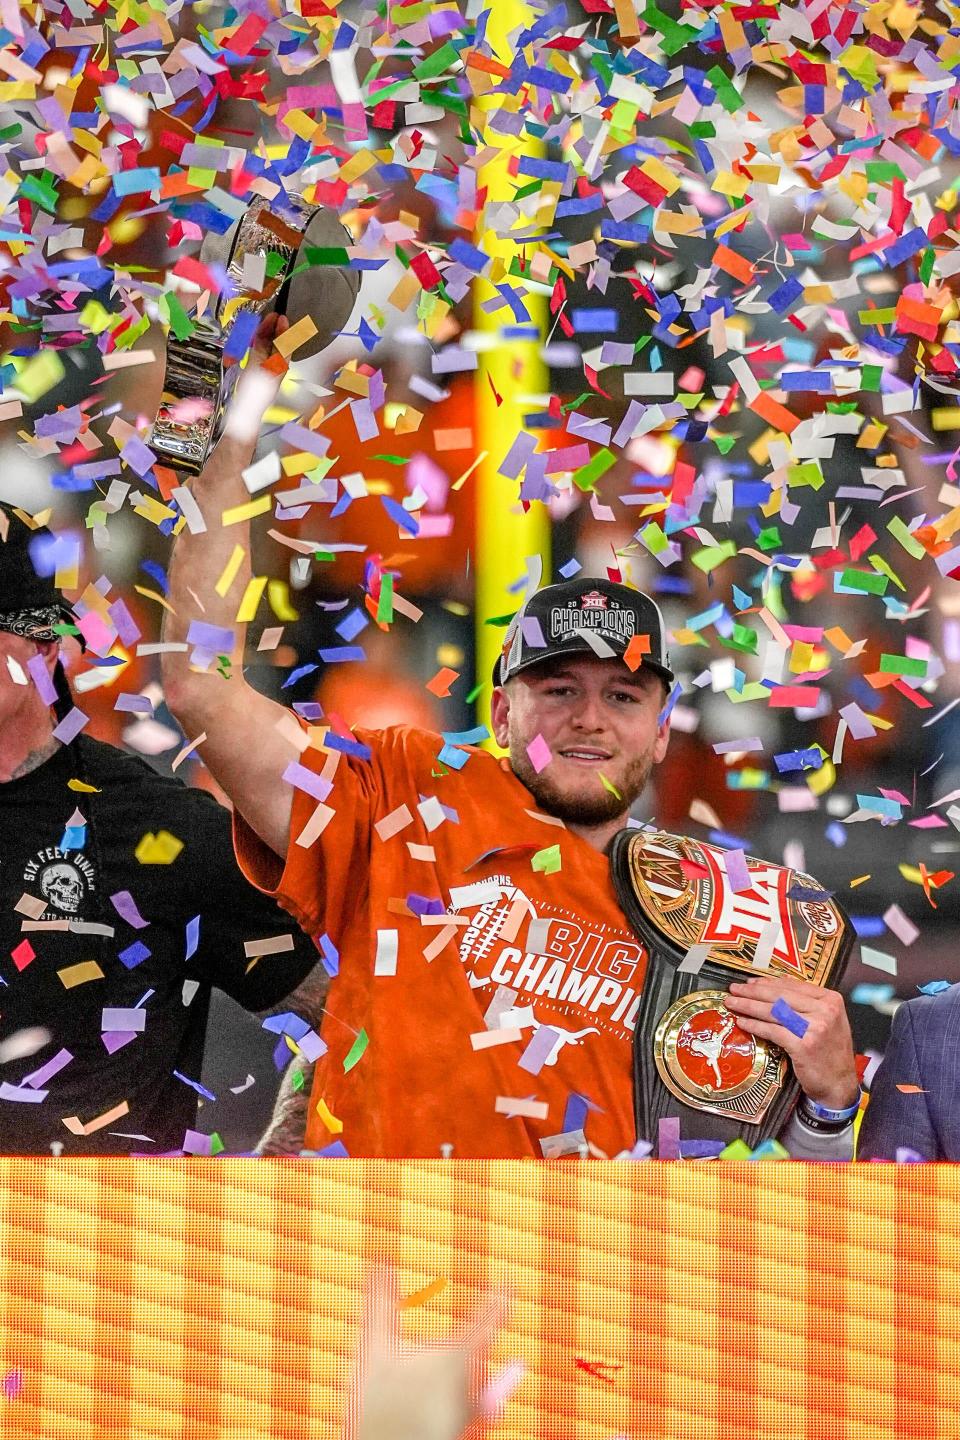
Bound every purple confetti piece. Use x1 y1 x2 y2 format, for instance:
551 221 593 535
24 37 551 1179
723 848 752 894
771 998 809 1039
518 1026 559 1077
186 620 234 653
658 1116 681 1160
118 941 151 970
101 1031 137 1055
281 761 332 802
110 890 150 929
120 435 157 477
680 1139 726 1160
21 1049 72 1089
51 707 89 744
173 1071 216 1101
181 1129 214 1156
26 653 57 704
184 915 200 962
3 1369 23 1401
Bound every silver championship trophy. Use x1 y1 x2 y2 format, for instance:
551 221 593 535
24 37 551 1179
151 199 360 476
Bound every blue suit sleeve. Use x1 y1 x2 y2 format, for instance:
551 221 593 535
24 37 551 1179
857 1000 941 1161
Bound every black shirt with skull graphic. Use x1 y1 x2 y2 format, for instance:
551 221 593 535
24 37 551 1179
0 736 317 1154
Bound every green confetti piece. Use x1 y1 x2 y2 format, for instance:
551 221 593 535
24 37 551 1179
860 364 883 392
864 160 905 183
114 314 150 351
79 300 114 335
720 1138 754 1161
14 350 65 402
484 612 516 627
879 654 927 677
377 571 394 625
371 453 408 465
291 1067 305 1092
304 245 351 267
413 40 458 79
858 308 896 326
787 461 824 490
727 624 759 654
887 515 926 559
210 1132 225 1156
571 447 616 492
531 844 562 875
756 527 781 552
163 291 194 342
343 1028 369 1073
706 64 743 112
726 682 771 703
598 772 621 800
840 45 880 89
920 247 936 286
18 172 58 213
466 681 485 703
640 521 669 554
868 552 905 592
692 540 736 573
0 123 22 142
840 569 888 595
713 434 736 455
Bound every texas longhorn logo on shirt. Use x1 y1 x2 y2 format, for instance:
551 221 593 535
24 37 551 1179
450 876 645 1055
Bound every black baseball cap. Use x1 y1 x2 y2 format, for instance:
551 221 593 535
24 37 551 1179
0 501 81 641
494 577 674 687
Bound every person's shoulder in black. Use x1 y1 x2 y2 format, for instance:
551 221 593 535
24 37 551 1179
78 734 319 1009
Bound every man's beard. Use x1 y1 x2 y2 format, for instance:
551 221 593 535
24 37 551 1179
508 739 656 828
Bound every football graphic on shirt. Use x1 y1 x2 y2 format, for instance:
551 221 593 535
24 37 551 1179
450 875 645 1048
454 875 525 974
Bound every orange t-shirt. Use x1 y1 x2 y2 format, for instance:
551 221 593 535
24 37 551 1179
234 726 650 1158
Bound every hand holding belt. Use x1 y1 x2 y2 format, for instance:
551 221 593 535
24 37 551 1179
608 829 853 1155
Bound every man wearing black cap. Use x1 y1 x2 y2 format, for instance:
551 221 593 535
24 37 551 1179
161 327 860 1159
0 501 324 1153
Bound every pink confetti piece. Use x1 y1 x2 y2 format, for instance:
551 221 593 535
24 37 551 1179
526 733 552 774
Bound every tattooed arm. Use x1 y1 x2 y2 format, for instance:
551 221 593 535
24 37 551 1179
253 957 329 1155
255 1055 315 1156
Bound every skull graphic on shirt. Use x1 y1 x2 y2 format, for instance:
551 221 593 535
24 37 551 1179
40 862 83 914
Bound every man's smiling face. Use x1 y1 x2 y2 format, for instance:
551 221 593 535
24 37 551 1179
491 653 671 830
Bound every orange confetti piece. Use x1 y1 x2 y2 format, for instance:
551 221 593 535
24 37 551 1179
712 243 756 285
398 1277 448 1310
623 633 652 671
895 1085 927 1094
426 667 459 697
751 391 800 434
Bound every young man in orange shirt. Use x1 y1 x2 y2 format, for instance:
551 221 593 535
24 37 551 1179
162 320 860 1160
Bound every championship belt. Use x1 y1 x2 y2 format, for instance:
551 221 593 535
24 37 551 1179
608 829 853 1154
151 199 359 477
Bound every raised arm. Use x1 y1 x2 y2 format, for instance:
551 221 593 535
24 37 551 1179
161 316 302 859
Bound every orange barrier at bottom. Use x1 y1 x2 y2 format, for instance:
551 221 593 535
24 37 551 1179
0 1160 955 1440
